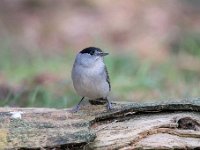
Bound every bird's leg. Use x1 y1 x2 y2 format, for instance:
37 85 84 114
106 98 112 111
71 97 85 112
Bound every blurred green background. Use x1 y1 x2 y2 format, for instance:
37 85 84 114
0 0 200 108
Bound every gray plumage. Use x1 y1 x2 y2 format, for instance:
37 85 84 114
71 47 112 112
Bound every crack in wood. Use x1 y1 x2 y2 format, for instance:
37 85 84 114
177 117 200 131
0 99 200 149
93 99 200 123
119 123 200 149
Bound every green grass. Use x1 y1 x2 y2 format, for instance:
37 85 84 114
0 46 77 108
0 44 200 108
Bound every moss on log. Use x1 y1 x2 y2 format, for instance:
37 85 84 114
0 98 200 149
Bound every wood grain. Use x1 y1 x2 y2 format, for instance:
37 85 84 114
0 98 199 149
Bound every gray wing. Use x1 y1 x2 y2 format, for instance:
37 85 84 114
105 66 111 91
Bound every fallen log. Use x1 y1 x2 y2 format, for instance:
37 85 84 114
0 98 200 149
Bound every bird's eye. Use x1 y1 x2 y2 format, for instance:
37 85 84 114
89 50 95 55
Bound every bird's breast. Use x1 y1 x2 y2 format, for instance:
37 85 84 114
72 64 109 99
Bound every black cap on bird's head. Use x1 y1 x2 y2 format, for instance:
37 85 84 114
80 47 109 57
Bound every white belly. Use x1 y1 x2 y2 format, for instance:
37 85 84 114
72 64 110 99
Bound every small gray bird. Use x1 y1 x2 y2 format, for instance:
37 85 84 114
71 47 112 112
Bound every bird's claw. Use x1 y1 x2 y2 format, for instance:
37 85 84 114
69 105 80 113
107 101 112 111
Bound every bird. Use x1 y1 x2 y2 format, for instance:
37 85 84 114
71 47 112 112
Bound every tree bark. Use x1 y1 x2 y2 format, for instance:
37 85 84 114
0 98 200 149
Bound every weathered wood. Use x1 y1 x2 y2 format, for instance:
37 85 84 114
0 98 200 149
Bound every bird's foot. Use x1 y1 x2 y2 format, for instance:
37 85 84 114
69 105 80 113
106 101 112 111
69 97 85 113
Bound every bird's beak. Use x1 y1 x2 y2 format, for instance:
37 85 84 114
98 52 109 57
